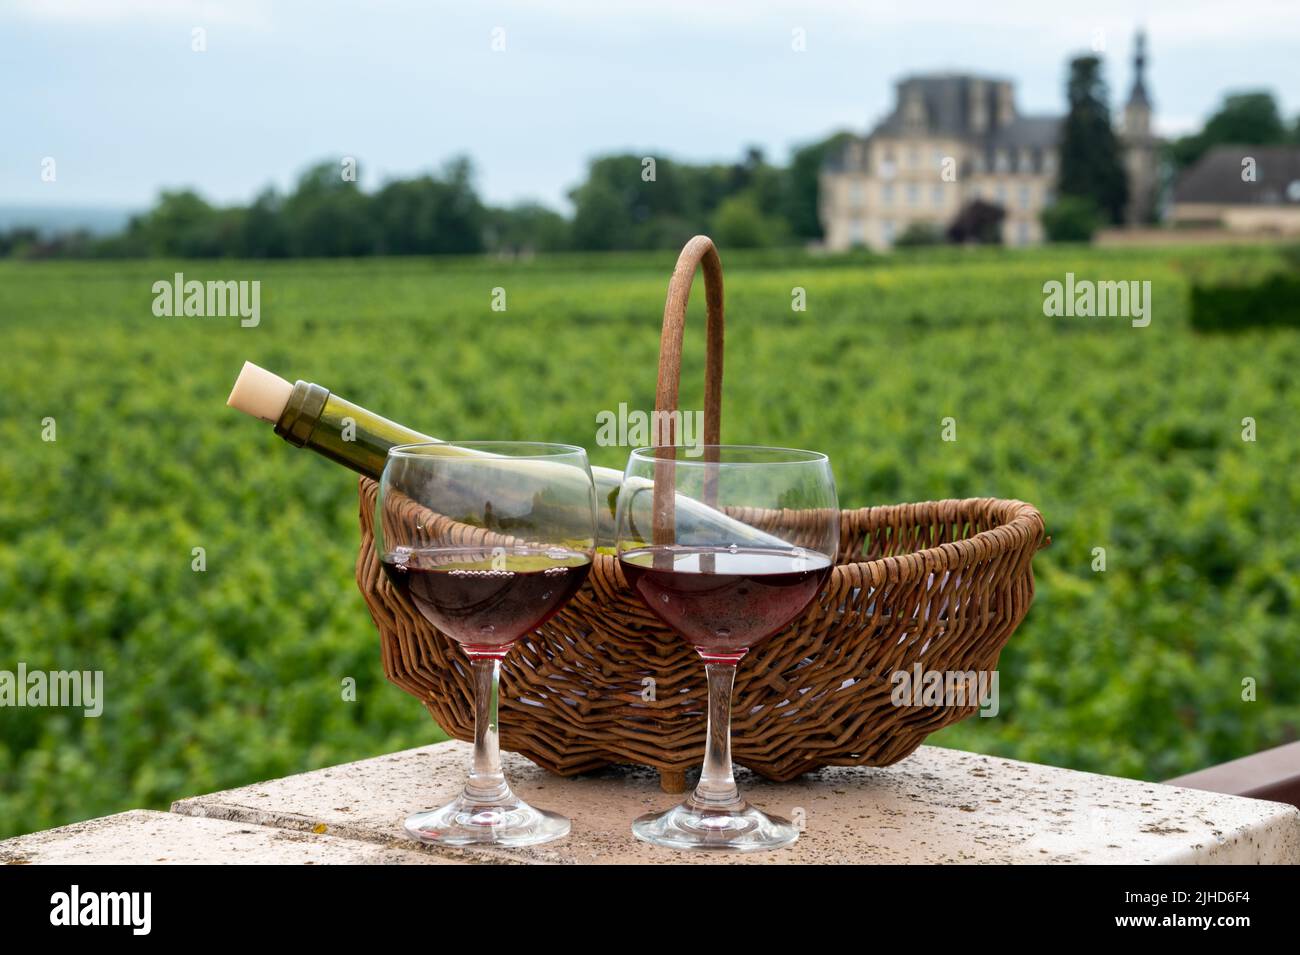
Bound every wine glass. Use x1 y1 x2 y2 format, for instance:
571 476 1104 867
375 441 597 847
615 445 838 851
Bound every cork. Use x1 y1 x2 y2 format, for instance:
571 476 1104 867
227 361 294 424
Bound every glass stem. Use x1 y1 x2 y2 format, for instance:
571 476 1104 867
463 655 512 804
691 660 744 811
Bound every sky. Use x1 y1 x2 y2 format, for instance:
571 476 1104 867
2 0 1299 215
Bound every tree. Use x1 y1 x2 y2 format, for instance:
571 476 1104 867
783 131 854 241
1057 56 1128 225
947 200 1004 244
371 159 487 256
568 154 703 250
238 188 291 258
0 227 39 258
1040 196 1100 242
425 157 488 255
125 190 210 256
893 222 945 248
569 179 626 251
710 193 785 248
728 146 786 216
487 203 571 255
282 160 376 257
566 148 801 251
1168 92 1293 171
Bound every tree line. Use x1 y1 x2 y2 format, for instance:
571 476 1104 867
4 66 1296 260
1 138 847 260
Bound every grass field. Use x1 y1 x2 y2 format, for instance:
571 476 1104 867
2 243 1298 838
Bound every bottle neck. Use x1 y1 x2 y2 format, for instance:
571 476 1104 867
274 380 330 447
274 380 429 479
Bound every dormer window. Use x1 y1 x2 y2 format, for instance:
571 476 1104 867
903 91 927 131
879 147 897 180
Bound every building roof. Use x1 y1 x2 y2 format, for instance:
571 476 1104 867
868 73 1063 153
873 74 1018 139
1174 145 1300 206
1127 79 1151 109
820 73 1063 175
1126 30 1152 110
989 115 1061 150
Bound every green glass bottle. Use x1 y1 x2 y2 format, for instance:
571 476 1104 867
227 362 787 549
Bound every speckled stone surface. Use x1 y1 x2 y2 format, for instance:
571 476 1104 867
0 809 468 865
171 741 1300 865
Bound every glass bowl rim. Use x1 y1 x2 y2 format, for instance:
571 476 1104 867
627 444 829 466
387 440 589 461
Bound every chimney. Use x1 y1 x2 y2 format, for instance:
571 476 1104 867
996 81 1015 127
903 87 927 133
969 79 987 133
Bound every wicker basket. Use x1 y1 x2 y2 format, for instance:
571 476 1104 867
355 235 1047 792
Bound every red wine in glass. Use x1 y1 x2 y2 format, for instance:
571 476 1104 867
615 444 838 852
619 546 831 662
382 546 591 655
376 440 595 849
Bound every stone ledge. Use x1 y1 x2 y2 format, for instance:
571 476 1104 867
0 809 470 865
170 741 1300 865
8 742 1296 864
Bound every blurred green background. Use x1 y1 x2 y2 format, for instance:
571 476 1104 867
1 243 1298 838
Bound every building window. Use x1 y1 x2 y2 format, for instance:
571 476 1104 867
932 184 945 207
849 181 865 207
908 148 919 168
996 184 1007 205
882 183 895 206
932 148 944 170
1019 185 1031 210
1042 150 1056 174
995 150 1009 173
882 220 896 245
849 218 866 245
1017 222 1030 245
880 148 896 179
907 183 920 206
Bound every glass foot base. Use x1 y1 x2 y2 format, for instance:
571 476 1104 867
632 800 799 852
405 794 570 848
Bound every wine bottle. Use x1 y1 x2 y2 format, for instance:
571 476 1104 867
226 362 789 549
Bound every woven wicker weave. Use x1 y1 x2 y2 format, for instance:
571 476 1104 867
355 236 1047 792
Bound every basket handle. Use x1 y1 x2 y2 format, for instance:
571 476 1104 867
652 235 724 544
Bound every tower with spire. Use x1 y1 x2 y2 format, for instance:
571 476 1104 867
1121 29 1160 224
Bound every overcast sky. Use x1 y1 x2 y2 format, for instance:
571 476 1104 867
3 0 1298 213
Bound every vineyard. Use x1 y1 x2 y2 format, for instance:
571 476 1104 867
1 242 1297 838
